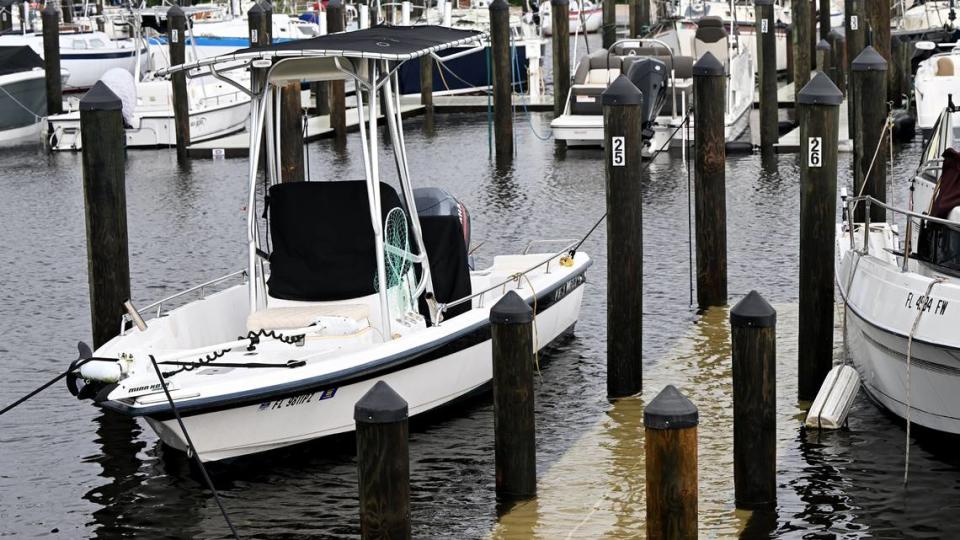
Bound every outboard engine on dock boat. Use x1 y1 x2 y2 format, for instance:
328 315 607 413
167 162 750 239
66 342 125 401
608 42 669 139
414 187 471 256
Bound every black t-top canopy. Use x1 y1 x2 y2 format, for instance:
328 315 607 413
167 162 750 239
234 25 483 59
0 46 43 77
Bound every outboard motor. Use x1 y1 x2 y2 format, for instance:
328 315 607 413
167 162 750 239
414 187 471 251
413 187 473 322
624 57 668 139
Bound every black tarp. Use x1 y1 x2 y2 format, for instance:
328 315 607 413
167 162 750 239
418 215 472 321
231 24 482 59
267 181 404 302
0 46 43 77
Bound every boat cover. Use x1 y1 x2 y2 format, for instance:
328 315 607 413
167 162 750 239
931 147 960 219
98 68 137 127
0 46 43 77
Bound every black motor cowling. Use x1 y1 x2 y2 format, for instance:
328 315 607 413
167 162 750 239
414 187 471 250
624 57 668 138
413 188 473 322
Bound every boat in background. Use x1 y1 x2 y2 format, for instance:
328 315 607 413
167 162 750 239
913 41 960 140
0 45 64 144
539 0 601 36
837 104 960 435
676 0 789 72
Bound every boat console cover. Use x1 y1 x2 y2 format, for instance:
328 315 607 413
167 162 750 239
266 181 404 302
0 45 42 76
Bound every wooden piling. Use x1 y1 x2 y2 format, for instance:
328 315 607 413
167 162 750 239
491 291 536 502
864 0 891 97
327 0 347 141
551 0 570 119
785 25 794 84
817 0 830 41
755 0 777 152
602 75 644 399
248 3 270 93
602 0 615 48
637 0 650 31
792 0 812 106
828 29 847 95
313 82 330 115
693 53 727 309
816 39 833 88
731 291 777 509
851 46 887 223
0 5 11 32
890 35 908 108
420 55 433 110
80 83 130 349
645 385 698 540
490 0 512 164
279 81 305 182
355 381 411 540
62 0 72 23
844 0 865 134
167 6 190 162
41 7 62 117
797 72 842 401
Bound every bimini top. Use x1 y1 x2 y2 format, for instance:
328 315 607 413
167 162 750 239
159 25 484 77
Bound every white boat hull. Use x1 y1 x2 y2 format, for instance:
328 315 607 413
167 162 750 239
541 8 602 36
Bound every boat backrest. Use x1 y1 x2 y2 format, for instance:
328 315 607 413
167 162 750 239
266 181 403 302
694 16 728 66
622 53 694 80
937 56 955 77
574 49 621 84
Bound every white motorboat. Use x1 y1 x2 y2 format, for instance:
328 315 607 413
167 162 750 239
539 0 602 36
896 1 958 32
837 105 960 434
552 15 754 154
550 40 669 149
913 42 960 140
66 25 592 462
0 30 148 90
0 45 56 144
46 68 251 150
678 0 790 72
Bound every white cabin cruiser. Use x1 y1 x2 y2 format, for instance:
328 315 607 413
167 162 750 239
678 0 790 72
914 43 960 140
837 105 960 434
66 25 592 462
0 45 64 144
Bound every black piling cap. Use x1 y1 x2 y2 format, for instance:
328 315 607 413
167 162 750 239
754 0 774 5
797 71 843 106
490 290 533 325
354 380 408 424
551 0 570 6
851 45 888 72
79 81 122 112
692 51 725 76
167 4 185 18
817 39 831 51
828 28 845 40
41 5 57 18
730 290 777 328
601 74 643 106
644 385 698 430
249 2 263 15
327 0 342 10
489 0 509 11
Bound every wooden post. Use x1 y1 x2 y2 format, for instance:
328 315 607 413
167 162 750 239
279 81 305 182
551 0 570 119
693 53 727 309
816 39 833 88
731 291 777 509
355 381 411 540
491 291 536 502
96 0 104 31
420 55 433 110
62 0 73 23
645 385 698 540
0 5 11 32
602 75 644 399
828 29 847 95
167 6 190 162
792 0 812 107
844 0 866 135
490 0 512 164
889 35 906 109
629 0 638 38
602 0 615 48
313 81 330 115
797 72 842 401
248 3 269 171
41 7 63 116
327 0 347 141
785 25 794 84
756 0 777 152
818 0 830 41
851 45 887 223
864 0 891 98
637 0 650 30
80 82 130 350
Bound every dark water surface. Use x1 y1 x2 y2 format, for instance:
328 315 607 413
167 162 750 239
1 105 959 539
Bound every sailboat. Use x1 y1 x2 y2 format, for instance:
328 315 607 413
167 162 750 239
65 24 592 462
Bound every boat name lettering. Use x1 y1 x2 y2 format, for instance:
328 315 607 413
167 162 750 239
904 292 948 315
553 274 585 304
257 388 337 411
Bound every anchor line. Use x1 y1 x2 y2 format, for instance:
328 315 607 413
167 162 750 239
568 112 693 259
0 85 44 123
148 355 240 540
161 329 306 378
0 357 95 417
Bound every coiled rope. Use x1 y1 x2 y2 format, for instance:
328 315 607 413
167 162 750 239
160 329 306 377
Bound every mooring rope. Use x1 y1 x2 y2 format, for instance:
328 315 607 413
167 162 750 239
568 112 693 258
510 33 552 141
0 85 43 122
903 277 945 485
148 355 240 539
0 357 94 417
